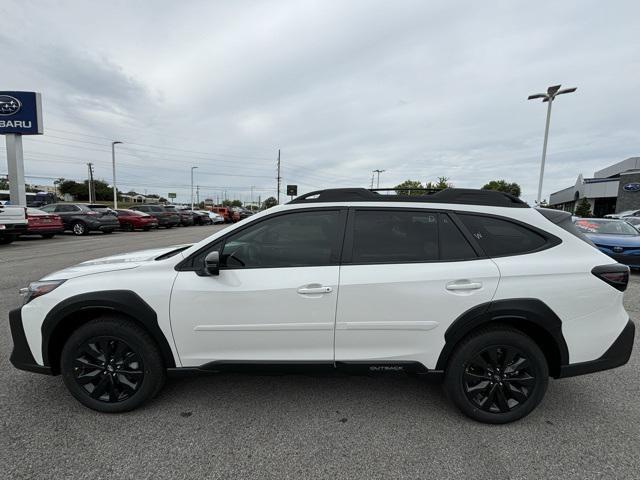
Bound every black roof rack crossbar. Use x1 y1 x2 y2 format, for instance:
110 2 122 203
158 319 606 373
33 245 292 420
287 188 529 208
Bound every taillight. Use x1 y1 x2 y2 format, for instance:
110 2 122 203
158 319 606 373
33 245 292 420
592 264 630 292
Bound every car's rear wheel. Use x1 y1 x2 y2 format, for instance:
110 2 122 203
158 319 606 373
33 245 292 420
61 317 165 413
444 327 548 424
71 221 88 236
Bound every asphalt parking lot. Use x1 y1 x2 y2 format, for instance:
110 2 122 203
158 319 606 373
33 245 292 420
1 228 639 480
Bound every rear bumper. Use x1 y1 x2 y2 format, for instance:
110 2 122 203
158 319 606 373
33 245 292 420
558 320 635 378
9 308 52 375
25 225 64 234
0 223 28 234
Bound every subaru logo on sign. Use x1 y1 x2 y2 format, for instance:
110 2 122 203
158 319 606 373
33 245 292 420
0 95 21 116
623 183 640 192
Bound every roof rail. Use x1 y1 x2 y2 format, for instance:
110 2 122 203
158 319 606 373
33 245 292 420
287 187 529 208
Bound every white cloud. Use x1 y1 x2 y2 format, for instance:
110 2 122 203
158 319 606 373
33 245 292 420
0 0 638 204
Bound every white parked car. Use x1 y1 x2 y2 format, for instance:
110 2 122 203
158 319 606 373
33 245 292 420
198 210 224 225
0 203 27 244
9 188 634 423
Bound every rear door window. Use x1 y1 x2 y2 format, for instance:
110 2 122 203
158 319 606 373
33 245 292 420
350 210 477 264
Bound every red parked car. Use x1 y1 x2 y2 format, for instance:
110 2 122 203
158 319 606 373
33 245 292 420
115 209 159 231
23 207 64 239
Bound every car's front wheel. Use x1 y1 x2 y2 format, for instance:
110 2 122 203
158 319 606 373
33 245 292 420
61 317 165 413
444 327 548 424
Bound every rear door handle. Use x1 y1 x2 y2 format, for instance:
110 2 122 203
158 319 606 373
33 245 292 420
446 281 483 291
297 285 333 295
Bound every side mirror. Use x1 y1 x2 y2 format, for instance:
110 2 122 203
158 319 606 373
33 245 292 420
204 251 220 276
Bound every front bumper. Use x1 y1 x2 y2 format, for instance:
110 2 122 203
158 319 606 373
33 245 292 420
9 308 52 375
558 320 635 378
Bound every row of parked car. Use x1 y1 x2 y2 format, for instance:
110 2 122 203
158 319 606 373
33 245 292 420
18 203 250 238
573 211 640 269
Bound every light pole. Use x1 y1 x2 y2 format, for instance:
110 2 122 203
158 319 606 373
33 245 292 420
190 166 198 210
373 169 385 189
111 141 122 208
528 84 576 204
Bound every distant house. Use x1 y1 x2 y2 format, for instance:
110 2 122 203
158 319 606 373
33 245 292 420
121 193 150 204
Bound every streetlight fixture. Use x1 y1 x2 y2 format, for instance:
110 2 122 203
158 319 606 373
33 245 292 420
111 141 123 209
528 84 577 204
373 169 385 189
190 166 198 210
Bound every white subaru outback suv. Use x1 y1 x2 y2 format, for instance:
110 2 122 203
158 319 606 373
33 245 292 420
9 188 635 423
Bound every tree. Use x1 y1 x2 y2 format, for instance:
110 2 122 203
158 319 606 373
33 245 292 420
574 197 592 217
425 176 453 190
482 179 521 198
0 177 8 190
394 180 424 195
263 196 278 209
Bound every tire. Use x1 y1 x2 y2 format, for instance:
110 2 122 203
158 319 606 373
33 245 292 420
71 221 88 236
42 233 55 239
60 317 166 413
444 327 548 424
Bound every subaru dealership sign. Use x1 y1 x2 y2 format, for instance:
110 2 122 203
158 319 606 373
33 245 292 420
623 183 640 192
0 91 43 135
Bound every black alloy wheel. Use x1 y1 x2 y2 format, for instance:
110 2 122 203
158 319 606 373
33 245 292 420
61 317 165 412
444 327 548 424
462 346 535 414
72 337 144 403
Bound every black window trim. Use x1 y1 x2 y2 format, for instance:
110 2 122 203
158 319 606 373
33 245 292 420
175 207 349 272
453 210 562 258
341 207 484 266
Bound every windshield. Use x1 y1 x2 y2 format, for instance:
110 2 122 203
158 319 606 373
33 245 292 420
575 219 639 235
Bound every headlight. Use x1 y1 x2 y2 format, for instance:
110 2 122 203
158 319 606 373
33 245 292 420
20 280 66 305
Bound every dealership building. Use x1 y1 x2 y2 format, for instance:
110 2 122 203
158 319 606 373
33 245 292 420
549 157 640 216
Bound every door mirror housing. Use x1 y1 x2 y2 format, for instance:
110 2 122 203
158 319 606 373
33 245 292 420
204 251 220 276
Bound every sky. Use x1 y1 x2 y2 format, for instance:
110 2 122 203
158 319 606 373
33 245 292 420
0 0 638 205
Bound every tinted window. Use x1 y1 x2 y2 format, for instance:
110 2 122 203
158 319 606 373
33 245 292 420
221 210 342 268
55 204 79 213
352 210 439 263
458 214 547 256
439 214 477 260
40 205 56 213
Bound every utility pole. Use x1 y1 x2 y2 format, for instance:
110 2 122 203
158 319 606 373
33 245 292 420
250 185 254 209
111 141 122 209
373 169 385 189
528 84 577 204
258 195 261 210
370 173 375 189
87 163 95 203
276 149 281 205
190 166 198 210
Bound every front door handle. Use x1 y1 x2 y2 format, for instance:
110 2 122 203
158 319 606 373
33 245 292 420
446 281 483 291
297 285 333 295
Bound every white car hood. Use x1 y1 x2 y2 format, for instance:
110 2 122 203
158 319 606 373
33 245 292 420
42 244 191 280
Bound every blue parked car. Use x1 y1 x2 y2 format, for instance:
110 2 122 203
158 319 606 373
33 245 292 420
574 218 640 269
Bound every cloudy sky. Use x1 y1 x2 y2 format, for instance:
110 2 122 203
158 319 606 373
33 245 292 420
1 0 638 204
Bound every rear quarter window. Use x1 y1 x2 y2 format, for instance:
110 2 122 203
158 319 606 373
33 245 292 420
458 214 548 257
